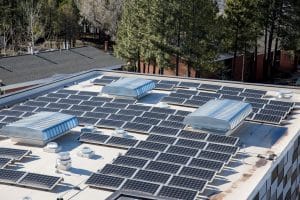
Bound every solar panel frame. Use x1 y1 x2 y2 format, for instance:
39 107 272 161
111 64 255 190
118 109 144 117
58 98 82 105
86 173 125 190
198 84 222 91
175 138 207 149
108 114 135 122
222 86 244 92
121 179 160 195
157 152 190 165
239 92 263 98
103 102 128 109
177 82 200 88
259 109 287 118
35 96 59 103
70 105 95 112
68 95 92 101
133 169 171 184
150 126 180 136
168 175 207 192
56 89 78 95
23 101 48 107
244 89 267 95
35 107 60 113
198 150 232 163
175 110 192 116
60 110 84 117
188 158 224 172
167 115 185 122
150 107 176 115
133 117 161 126
161 96 185 105
136 141 169 152
158 80 180 85
142 112 168 120
90 96 113 102
179 166 216 181
100 164 137 178
146 134 177 145
113 156 148 168
155 83 174 91
205 143 239 155
47 103 72 110
0 158 12 169
252 113 282 124
97 119 125 129
217 89 240 96
84 111 110 119
106 136 138 148
159 120 186 129
77 91 99 96
77 117 99 125
220 95 245 101
46 93 69 99
0 110 24 117
11 105 37 112
166 145 199 157
183 99 206 107
0 169 26 184
94 107 120 114
122 122 152 133
169 92 193 100
269 100 295 108
79 133 110 144
112 98 137 104
176 89 199 95
18 172 62 191
264 104 291 112
207 134 239 146
80 101 104 107
157 185 198 200
191 95 215 102
0 148 31 161
126 104 151 112
178 130 208 141
146 161 181 174
93 78 114 85
1 116 21 123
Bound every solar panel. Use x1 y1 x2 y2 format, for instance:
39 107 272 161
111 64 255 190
108 114 135 121
68 95 91 101
0 110 24 117
269 100 294 108
79 133 110 144
77 117 99 125
78 91 99 96
191 95 215 102
198 84 222 91
198 92 222 98
198 150 232 163
136 141 168 152
146 161 181 174
1 117 21 123
222 86 244 92
100 164 137 178
86 173 125 190
0 169 26 184
217 90 240 96
97 119 125 129
58 98 82 105
169 175 207 192
244 97 269 104
134 169 171 183
158 185 198 200
150 126 180 136
155 83 174 90
259 109 286 118
169 92 193 99
175 110 192 116
113 156 148 168
146 134 177 145
126 104 151 112
166 145 198 157
252 113 282 124
103 102 128 109
47 103 71 110
60 110 84 117
189 158 224 172
183 99 206 107
80 101 104 107
23 101 48 107
179 166 215 181
90 96 113 102
159 80 179 85
121 179 160 194
93 78 114 85
159 120 185 129
18 173 61 190
205 143 239 155
221 95 245 101
112 98 137 104
11 105 37 112
150 107 176 115
161 96 185 105
35 107 60 113
106 136 138 148
207 134 239 146
157 153 190 165
175 138 207 149
142 112 168 120
122 122 152 133
125 148 159 159
167 115 185 122
35 96 59 103
244 89 267 95
0 158 12 169
46 93 69 99
94 107 119 114
56 89 78 95
178 130 208 141
264 104 290 112
84 112 109 119
0 148 30 161
176 89 199 95
239 92 263 98
69 105 94 112
118 109 144 116
133 117 161 126
178 82 200 88
249 102 265 109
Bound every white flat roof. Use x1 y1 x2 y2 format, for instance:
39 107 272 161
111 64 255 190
0 71 299 200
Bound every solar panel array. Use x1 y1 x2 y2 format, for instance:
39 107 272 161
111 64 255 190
160 87 295 125
0 169 62 191
86 129 240 199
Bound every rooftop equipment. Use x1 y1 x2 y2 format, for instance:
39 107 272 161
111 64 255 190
77 147 95 158
56 152 71 171
184 99 252 135
102 78 155 99
43 142 61 153
0 112 78 146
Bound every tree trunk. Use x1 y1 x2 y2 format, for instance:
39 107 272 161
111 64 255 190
254 39 258 82
147 62 150 73
143 62 146 73
153 63 156 74
232 29 239 80
187 62 191 77
137 51 141 73
273 37 279 70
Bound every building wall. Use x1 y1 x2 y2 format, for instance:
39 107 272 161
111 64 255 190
250 133 300 200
